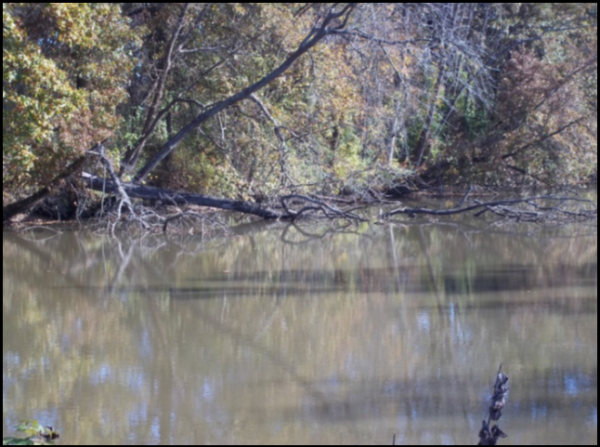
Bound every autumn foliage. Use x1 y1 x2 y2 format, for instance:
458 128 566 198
4 3 138 192
3 3 597 209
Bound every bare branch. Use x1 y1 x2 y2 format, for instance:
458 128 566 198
382 196 597 223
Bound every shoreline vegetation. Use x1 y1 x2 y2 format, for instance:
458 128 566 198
4 184 597 237
3 4 597 233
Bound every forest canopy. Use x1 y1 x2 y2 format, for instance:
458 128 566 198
3 3 597 217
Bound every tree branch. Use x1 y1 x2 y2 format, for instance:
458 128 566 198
133 4 357 183
3 140 108 222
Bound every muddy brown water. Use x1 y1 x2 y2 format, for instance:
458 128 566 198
3 215 597 444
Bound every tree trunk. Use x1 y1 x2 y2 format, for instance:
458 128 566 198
3 161 88 222
83 173 285 219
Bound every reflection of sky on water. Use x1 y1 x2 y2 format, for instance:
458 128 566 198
150 419 160 443
417 310 430 331
589 407 597 426
562 369 593 396
90 363 113 384
531 404 548 420
564 373 580 395
139 329 153 359
203 378 214 400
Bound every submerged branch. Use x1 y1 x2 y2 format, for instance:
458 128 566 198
381 196 597 223
478 364 509 445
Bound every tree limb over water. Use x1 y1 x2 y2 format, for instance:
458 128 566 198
382 195 597 223
83 169 595 230
82 173 368 226
83 173 284 220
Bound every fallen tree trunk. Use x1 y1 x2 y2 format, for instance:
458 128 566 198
3 140 107 222
82 173 285 220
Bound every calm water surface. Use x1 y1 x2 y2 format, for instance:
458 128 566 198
3 215 597 445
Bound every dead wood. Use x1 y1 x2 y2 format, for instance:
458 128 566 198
382 195 597 223
478 364 509 445
83 172 285 220
3 140 108 223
